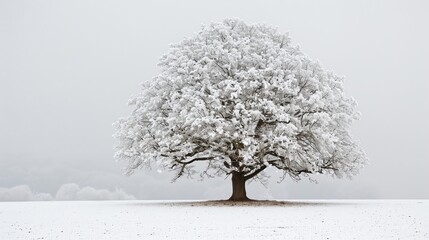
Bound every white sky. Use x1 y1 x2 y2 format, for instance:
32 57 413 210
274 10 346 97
0 0 428 199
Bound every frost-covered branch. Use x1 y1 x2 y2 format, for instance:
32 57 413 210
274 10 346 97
113 19 367 186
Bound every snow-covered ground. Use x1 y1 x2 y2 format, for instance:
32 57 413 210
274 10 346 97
0 200 428 239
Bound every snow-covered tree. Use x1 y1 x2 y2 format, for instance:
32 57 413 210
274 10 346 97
114 19 366 201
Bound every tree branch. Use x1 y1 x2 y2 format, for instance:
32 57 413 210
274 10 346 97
244 165 267 181
174 156 214 165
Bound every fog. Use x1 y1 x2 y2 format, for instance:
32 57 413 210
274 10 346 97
1 0 428 199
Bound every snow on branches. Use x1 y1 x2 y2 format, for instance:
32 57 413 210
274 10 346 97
113 19 366 183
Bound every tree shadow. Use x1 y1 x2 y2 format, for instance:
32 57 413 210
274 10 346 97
127 199 354 207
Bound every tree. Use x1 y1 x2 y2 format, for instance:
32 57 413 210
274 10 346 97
113 19 367 201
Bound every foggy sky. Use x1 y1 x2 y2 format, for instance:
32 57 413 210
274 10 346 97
1 0 428 199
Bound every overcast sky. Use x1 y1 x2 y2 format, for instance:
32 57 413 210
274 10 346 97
1 0 428 200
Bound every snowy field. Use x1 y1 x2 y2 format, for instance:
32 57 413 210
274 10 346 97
0 200 428 240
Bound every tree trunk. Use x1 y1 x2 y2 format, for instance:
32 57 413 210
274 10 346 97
228 172 249 201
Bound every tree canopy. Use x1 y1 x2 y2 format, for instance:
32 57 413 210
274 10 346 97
113 19 366 200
